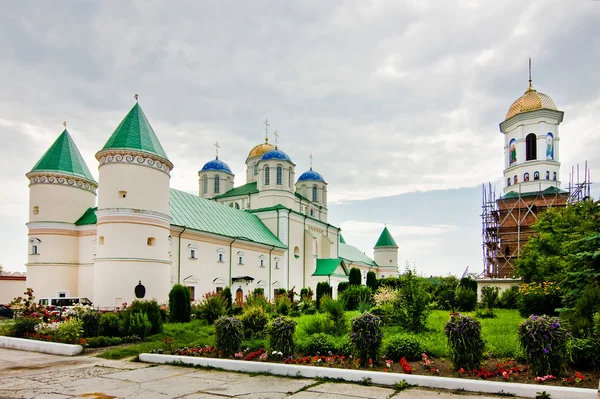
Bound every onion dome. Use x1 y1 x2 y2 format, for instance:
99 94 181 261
298 168 325 183
248 140 276 158
262 148 292 162
505 85 558 121
201 158 232 173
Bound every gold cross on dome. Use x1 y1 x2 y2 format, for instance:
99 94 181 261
309 153 313 170
273 130 279 147
214 141 220 159
263 117 270 142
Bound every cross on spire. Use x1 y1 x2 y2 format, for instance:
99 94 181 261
63 121 67 129
528 57 533 90
309 153 313 170
134 93 139 102
263 117 270 142
273 130 279 148
214 141 220 159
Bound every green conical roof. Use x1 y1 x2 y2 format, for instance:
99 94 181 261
100 103 169 160
28 129 96 182
339 234 347 244
374 227 398 248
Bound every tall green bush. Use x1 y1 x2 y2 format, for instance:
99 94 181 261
480 286 500 310
397 268 430 332
169 284 191 323
445 314 484 371
58 318 84 343
350 312 383 366
221 287 232 309
240 306 269 338
99 312 123 337
194 292 228 323
366 271 377 291
275 294 292 316
320 296 348 335
455 287 477 312
215 316 243 356
128 312 152 338
81 312 102 337
349 268 362 285
268 316 296 356
315 282 332 310
518 315 568 376
498 286 519 309
127 300 163 334
339 285 372 311
337 282 349 295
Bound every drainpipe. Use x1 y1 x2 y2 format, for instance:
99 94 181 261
287 209 291 289
337 227 341 258
229 237 237 288
276 208 280 237
302 214 308 288
177 226 187 284
268 245 275 300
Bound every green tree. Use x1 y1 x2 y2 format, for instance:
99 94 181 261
169 284 191 323
397 265 430 332
349 268 362 286
366 271 377 291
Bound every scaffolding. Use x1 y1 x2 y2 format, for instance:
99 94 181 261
481 163 592 278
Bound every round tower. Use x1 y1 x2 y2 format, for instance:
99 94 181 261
500 65 563 194
373 227 399 269
257 148 295 193
246 139 275 184
93 102 173 307
25 128 98 298
198 157 234 199
296 167 327 220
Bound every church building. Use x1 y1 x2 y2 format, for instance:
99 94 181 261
25 102 399 307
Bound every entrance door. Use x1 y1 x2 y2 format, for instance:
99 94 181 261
235 288 243 304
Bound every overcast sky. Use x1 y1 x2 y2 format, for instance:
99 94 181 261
1 1 599 277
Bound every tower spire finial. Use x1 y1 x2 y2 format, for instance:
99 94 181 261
214 141 220 159
309 153 313 170
263 117 270 143
134 93 139 102
528 57 533 90
63 121 67 129
273 129 279 148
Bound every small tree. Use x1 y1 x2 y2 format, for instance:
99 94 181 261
366 271 377 291
397 266 430 332
169 284 191 323
221 287 232 310
480 286 500 310
316 281 332 310
349 268 362 286
337 282 349 294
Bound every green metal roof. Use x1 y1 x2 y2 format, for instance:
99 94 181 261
313 258 347 277
248 204 338 229
374 227 398 248
170 189 286 248
213 182 259 200
100 103 169 160
501 185 568 200
28 130 96 182
339 243 377 267
339 234 346 244
75 207 97 226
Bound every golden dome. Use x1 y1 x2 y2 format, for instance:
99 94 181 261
505 86 557 120
248 140 276 158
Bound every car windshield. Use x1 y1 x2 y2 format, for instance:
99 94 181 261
80 298 92 305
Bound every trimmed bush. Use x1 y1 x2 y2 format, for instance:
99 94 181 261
383 334 423 361
221 287 232 309
275 294 291 316
99 312 123 337
498 286 519 309
445 314 484 371
169 284 191 323
215 316 244 356
349 268 362 285
268 316 296 356
194 292 228 323
350 312 383 366
11 317 41 338
455 287 477 312
239 306 269 338
337 282 349 294
87 336 123 348
315 282 332 310
128 300 164 334
518 315 568 376
128 312 152 339
301 332 338 355
57 318 84 344
366 271 377 291
339 285 372 311
397 268 430 332
81 312 102 337
252 288 264 297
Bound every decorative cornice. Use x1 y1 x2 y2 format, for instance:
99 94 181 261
26 172 97 194
500 109 564 133
96 149 173 176
96 208 171 223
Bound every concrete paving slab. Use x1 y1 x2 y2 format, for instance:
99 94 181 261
306 382 395 398
141 373 230 396
186 368 255 382
103 364 195 383
201 374 314 397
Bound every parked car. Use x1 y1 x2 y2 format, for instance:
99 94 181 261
0 304 13 318
38 297 92 309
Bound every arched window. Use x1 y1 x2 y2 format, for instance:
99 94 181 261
507 178 511 186
202 176 208 194
276 166 283 185
33 206 39 215
546 171 550 180
524 172 530 182
214 175 220 193
234 203 240 209
253 162 258 175
553 172 557 181
264 166 270 185
288 170 292 187
526 133 537 161
534 171 540 180
514 175 518 184
312 186 318 202
546 133 554 159
29 238 41 255
322 189 326 203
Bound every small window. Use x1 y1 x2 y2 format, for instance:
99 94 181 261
238 256 244 265
275 261 279 269
253 162 258 176
507 178 511 187
260 259 265 267
312 186 318 202
188 286 196 301
294 246 300 259
214 175 220 194
381 274 385 278
33 206 39 215
288 170 292 187
546 171 550 180
514 175 518 184
147 237 156 246
524 172 530 182
310 208 314 216
525 133 537 161
190 249 196 259
264 166 270 185
553 172 557 181
218 253 224 262
31 245 39 255
216 286 223 293
99 236 104 245
202 176 208 194
276 166 283 185
234 203 240 209
119 191 127 198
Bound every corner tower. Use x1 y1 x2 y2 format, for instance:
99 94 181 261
93 102 173 307
198 155 234 199
373 227 398 269
26 128 98 298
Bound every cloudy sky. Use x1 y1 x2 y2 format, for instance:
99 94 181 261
1 1 599 277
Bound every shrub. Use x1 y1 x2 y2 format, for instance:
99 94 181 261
127 300 163 334
358 300 372 313
240 306 269 338
455 287 477 312
300 332 338 355
366 271 377 291
86 336 123 348
57 318 84 344
302 314 336 335
268 316 296 356
518 315 569 376
445 314 485 371
298 300 316 315
382 334 423 361
350 312 383 366
429 276 459 311
275 294 291 316
498 286 520 309
396 268 430 332
480 286 499 310
300 288 313 301
459 277 477 292
169 284 191 323
320 296 347 335
315 282 332 310
339 285 372 311
81 312 102 337
373 286 399 306
242 338 268 352
215 316 244 356
11 317 41 337
349 268 362 286
337 282 349 294
517 282 561 317
252 288 264 297
194 292 228 323
127 312 152 339
275 288 287 296
99 312 123 337
567 337 600 370
245 293 273 313
221 287 232 309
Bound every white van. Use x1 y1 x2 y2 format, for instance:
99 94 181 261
38 297 93 308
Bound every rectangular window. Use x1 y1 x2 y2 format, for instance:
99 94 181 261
260 259 265 267
216 287 223 293
190 249 196 259
288 170 291 187
276 166 282 185
264 167 270 185
31 245 38 255
238 256 244 265
118 190 127 198
188 286 195 301
275 261 279 269
218 253 224 262
33 206 39 215
147 237 155 246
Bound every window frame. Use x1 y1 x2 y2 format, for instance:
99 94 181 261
276 165 283 185
214 175 220 194
202 176 208 194
264 166 270 185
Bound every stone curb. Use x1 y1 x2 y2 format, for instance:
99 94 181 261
0 336 83 356
139 354 597 399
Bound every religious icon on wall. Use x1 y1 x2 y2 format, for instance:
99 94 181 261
524 172 530 182
534 171 540 180
509 139 517 165
546 133 554 159
546 171 550 180
514 175 518 184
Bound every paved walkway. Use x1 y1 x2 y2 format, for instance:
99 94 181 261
0 348 524 399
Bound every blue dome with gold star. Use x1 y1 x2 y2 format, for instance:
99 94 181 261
262 148 292 162
201 158 232 173
298 169 325 182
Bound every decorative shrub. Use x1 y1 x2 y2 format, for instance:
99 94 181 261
215 316 244 356
315 282 332 310
320 296 348 335
86 336 123 348
127 312 152 339
366 271 377 291
373 286 399 306
169 284 191 323
445 314 485 371
302 314 336 335
498 286 519 309
339 285 372 311
268 316 296 356
300 287 313 301
567 337 600 370
518 315 569 376
301 332 338 355
357 300 372 313
396 268 430 332
298 300 316 315
252 288 264 297
81 312 102 337
194 292 228 323
459 277 478 292
240 306 269 338
100 312 123 337
245 293 274 313
127 300 164 334
221 287 232 309
275 288 287 296
275 294 291 316
517 282 561 317
350 312 383 366
382 334 423 361
337 282 349 294
57 318 84 344
480 286 499 309
11 317 41 338
349 268 362 285
455 287 477 312
428 276 459 311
